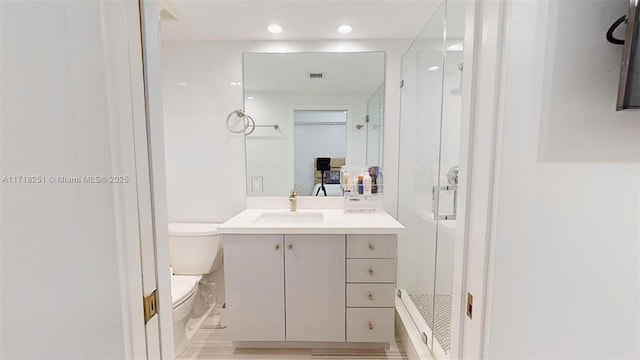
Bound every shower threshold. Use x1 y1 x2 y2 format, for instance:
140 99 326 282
397 289 451 359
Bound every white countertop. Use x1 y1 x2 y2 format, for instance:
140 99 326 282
218 208 405 235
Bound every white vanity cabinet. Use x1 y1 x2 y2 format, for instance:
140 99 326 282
224 234 285 341
219 209 403 349
284 234 345 342
224 234 346 343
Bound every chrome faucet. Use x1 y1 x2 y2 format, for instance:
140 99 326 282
289 188 298 212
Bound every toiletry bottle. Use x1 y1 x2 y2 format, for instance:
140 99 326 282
363 171 372 195
343 171 350 193
358 173 364 194
369 166 378 193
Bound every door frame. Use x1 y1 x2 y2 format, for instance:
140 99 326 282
128 0 509 357
450 0 509 358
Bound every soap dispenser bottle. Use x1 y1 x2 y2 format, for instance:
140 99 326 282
343 171 351 193
363 171 372 195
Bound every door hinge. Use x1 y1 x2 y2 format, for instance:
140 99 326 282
400 79 405 88
143 290 158 324
466 292 473 319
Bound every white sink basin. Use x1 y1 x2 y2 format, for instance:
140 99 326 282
254 212 324 224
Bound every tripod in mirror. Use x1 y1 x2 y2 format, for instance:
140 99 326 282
315 157 331 196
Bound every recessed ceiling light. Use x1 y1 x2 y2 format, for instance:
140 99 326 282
267 24 282 34
428 66 440 72
177 82 188 87
247 96 255 100
230 81 242 86
447 44 464 51
337 25 352 34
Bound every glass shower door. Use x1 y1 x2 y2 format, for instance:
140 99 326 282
396 0 464 358
396 1 446 354
432 1 465 356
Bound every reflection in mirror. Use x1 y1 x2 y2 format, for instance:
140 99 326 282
366 84 384 166
243 52 385 196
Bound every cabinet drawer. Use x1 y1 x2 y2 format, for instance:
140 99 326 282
347 234 396 259
347 284 395 307
347 259 396 283
346 308 395 343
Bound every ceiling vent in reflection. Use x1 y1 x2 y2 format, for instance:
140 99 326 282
308 72 325 79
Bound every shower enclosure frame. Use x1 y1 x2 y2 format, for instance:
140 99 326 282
393 0 500 359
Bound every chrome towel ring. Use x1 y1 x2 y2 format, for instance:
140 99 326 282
226 109 256 135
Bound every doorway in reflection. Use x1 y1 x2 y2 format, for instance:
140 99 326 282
293 110 347 196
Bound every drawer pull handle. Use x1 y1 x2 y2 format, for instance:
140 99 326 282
368 293 374 301
369 244 375 250
368 268 374 276
275 244 280 250
288 244 293 250
368 322 374 330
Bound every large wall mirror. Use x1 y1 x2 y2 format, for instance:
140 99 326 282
243 52 385 196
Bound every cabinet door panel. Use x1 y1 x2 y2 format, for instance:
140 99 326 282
224 234 285 341
285 234 345 342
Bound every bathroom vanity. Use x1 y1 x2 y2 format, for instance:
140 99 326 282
218 209 404 348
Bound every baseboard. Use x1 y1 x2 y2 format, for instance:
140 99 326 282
232 341 390 349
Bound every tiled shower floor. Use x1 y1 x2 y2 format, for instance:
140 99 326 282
408 294 452 355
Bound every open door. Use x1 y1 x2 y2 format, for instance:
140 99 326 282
136 0 176 358
120 0 175 358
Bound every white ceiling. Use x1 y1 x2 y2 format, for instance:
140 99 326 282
160 0 443 41
243 52 385 92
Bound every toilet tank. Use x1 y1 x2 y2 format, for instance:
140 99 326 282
168 223 222 275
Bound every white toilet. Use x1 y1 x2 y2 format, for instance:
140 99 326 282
168 223 224 356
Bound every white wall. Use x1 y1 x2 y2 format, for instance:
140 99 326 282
484 0 640 357
161 40 409 222
1 1 146 358
245 91 370 196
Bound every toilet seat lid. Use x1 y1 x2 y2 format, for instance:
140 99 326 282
171 275 199 307
168 223 219 236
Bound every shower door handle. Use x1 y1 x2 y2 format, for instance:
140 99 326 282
432 185 457 220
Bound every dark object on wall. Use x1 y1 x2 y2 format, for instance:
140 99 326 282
610 0 640 110
315 157 331 196
607 15 627 45
315 157 331 172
